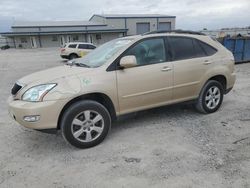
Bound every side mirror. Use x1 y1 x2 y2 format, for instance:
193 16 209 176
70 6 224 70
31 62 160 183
120 55 137 69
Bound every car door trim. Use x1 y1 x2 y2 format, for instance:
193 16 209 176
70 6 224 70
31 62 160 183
122 85 173 98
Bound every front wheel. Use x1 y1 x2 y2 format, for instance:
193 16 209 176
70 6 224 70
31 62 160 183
61 100 111 148
195 80 224 114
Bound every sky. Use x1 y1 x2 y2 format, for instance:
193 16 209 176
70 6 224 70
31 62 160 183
0 0 249 32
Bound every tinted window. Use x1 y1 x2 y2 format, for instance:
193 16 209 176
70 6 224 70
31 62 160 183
68 44 77 48
124 38 167 66
193 39 207 58
78 44 87 49
198 41 217 56
88 45 96 49
168 37 196 61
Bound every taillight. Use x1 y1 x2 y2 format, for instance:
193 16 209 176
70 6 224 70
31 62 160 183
61 48 65 52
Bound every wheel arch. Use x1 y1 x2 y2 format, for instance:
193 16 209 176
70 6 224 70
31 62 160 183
57 93 117 129
69 53 79 58
208 75 227 93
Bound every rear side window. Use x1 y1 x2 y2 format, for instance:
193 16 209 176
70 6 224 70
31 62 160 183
168 37 218 61
198 41 217 56
168 37 196 61
193 39 207 58
88 45 96 49
78 44 87 49
68 44 77 48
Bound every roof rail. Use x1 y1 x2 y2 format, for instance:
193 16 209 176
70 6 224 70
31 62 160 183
143 30 206 36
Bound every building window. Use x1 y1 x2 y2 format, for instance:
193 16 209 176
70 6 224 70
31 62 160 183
20 37 27 43
52 35 58 41
72 35 79 41
96 34 101 40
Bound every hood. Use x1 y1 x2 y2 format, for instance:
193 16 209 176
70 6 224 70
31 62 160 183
18 65 94 85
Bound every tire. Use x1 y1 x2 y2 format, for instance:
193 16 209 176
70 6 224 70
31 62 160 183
195 80 224 114
61 100 111 149
69 53 78 60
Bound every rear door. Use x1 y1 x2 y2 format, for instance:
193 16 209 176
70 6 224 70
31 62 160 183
78 44 90 57
167 36 216 101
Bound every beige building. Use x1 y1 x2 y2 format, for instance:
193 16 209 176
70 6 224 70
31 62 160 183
1 14 176 48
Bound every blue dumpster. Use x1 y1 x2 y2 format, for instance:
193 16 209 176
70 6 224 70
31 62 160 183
222 37 250 63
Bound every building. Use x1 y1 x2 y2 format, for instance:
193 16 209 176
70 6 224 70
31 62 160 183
89 14 176 36
201 28 250 38
1 21 127 48
0 14 176 48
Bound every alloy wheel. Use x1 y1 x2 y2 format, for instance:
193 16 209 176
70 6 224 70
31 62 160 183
71 110 104 142
205 86 221 109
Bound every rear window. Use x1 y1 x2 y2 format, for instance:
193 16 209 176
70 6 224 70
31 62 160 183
68 44 77 48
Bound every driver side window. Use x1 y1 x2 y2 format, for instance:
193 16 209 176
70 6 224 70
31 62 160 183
124 38 167 66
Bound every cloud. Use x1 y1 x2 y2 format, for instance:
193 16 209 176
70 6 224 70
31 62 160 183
0 0 249 31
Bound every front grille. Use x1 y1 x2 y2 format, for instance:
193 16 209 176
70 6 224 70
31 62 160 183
11 83 22 95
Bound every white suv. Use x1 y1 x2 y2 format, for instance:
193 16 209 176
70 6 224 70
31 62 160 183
60 42 96 60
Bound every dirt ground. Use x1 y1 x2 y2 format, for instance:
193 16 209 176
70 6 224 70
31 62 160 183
0 48 250 188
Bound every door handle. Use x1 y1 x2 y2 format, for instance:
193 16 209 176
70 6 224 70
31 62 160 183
203 60 212 65
161 66 172 71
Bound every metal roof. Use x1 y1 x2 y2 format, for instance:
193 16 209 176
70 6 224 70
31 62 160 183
0 28 128 36
91 14 176 19
12 21 106 28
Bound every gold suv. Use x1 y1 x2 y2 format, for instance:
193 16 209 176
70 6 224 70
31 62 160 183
8 30 236 148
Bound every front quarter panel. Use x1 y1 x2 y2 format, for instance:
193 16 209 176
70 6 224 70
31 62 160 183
43 68 119 115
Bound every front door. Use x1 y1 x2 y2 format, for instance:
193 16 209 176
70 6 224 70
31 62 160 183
60 36 65 46
30 36 37 48
116 37 173 114
66 35 71 43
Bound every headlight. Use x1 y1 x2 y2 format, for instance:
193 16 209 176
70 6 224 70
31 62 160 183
22 84 57 102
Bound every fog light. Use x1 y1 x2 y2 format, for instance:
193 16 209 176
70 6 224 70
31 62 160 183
23 115 40 122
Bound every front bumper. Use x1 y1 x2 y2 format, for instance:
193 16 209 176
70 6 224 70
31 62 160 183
8 97 68 130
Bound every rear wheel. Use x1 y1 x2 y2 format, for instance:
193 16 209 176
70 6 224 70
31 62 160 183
195 80 224 114
69 53 78 60
61 100 111 148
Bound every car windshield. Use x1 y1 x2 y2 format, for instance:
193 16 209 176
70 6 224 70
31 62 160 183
74 38 134 68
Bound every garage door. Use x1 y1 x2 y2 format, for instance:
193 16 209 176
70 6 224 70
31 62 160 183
136 23 150 34
158 22 171 31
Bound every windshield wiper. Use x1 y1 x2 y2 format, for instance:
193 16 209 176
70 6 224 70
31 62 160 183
66 60 90 68
74 62 90 68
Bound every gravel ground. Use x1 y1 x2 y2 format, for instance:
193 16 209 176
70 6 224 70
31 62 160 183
0 48 250 188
